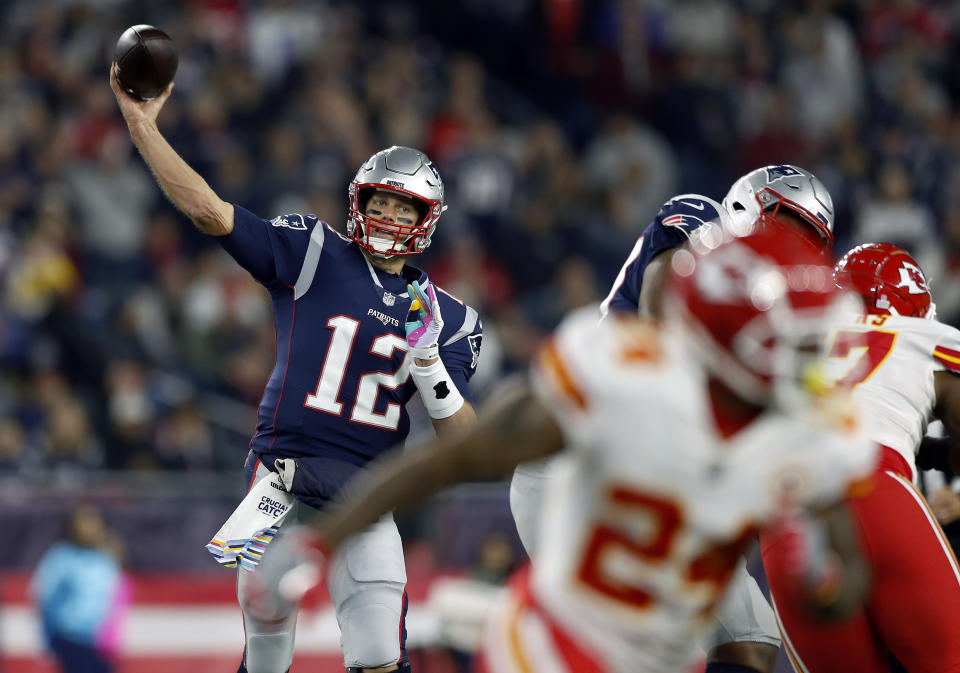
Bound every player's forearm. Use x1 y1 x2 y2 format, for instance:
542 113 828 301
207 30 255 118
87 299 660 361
933 371 960 474
317 387 562 549
430 399 477 435
917 435 956 473
128 121 233 235
639 248 678 319
939 425 960 476
318 432 487 549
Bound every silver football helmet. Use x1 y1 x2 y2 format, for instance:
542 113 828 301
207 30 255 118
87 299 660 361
722 165 835 250
347 146 447 257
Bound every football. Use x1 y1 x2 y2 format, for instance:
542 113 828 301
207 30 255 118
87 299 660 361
113 25 178 101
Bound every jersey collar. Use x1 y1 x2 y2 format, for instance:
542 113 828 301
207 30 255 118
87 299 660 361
359 249 428 296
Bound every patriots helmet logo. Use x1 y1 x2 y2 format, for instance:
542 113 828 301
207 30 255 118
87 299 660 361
765 165 804 182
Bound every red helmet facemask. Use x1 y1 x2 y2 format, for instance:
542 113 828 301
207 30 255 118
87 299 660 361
834 242 934 319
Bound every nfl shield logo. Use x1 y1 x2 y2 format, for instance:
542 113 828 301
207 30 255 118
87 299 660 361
382 291 396 307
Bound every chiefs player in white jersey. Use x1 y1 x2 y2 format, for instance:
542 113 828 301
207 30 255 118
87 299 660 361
508 165 837 673
762 242 960 673
245 228 877 673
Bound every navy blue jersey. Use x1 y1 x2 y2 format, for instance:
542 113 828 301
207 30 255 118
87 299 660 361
601 194 728 315
218 206 482 467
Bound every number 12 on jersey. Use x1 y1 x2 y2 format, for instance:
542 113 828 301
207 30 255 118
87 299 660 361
304 315 411 430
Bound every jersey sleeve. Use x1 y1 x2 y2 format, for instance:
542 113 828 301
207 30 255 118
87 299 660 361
530 308 605 447
436 288 483 406
931 322 960 374
216 205 322 286
602 194 727 315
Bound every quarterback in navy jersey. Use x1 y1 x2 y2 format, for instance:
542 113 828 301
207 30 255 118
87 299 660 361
222 205 482 469
111 65 479 673
514 166 837 673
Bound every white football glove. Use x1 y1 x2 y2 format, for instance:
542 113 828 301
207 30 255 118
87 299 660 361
405 280 443 361
243 525 327 622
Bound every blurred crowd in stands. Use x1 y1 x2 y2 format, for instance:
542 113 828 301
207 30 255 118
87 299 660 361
1 0 958 478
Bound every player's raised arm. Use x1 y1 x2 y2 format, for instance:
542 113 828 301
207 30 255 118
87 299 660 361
601 194 730 320
638 247 680 318
109 65 234 236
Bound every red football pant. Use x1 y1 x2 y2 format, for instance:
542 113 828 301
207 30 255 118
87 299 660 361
761 448 960 673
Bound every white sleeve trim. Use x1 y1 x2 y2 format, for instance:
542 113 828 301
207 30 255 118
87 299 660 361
443 305 480 346
293 222 326 300
600 234 644 318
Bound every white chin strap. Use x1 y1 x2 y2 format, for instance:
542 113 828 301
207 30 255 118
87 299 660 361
368 238 401 255
365 231 415 257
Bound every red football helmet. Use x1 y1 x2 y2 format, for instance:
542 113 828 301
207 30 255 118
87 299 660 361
833 242 935 319
666 226 854 408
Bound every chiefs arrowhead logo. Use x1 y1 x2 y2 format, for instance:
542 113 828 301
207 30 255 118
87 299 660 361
896 260 929 295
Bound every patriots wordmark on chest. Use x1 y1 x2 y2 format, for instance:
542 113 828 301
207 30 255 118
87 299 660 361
382 291 396 306
367 308 400 327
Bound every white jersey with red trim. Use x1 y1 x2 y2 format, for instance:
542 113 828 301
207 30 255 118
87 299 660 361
512 308 876 673
821 313 960 482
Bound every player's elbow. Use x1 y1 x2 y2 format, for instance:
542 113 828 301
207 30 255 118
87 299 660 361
191 200 234 236
427 428 507 485
431 401 478 436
